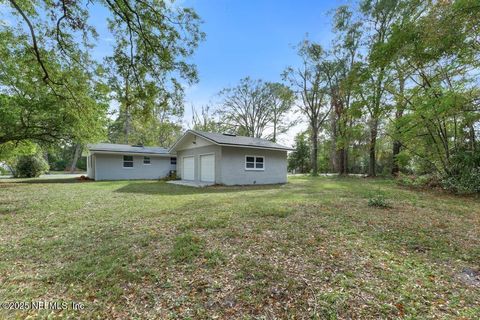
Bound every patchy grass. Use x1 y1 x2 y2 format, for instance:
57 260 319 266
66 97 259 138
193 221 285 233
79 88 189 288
171 233 204 263
0 175 479 319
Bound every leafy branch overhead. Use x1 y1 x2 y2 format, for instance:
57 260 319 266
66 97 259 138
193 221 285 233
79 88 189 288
0 0 204 148
6 0 204 87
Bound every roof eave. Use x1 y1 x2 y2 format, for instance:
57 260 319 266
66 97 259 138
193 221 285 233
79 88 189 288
89 149 172 156
216 143 293 151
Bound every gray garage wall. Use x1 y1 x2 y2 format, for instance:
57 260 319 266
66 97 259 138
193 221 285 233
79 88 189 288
93 153 175 180
176 145 222 183
176 144 288 185
220 147 287 185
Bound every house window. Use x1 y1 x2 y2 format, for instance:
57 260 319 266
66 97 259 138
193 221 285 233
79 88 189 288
245 156 264 170
123 155 134 168
170 157 177 165
143 156 151 165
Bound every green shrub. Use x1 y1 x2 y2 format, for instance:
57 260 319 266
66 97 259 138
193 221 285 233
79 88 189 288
442 167 480 194
396 173 441 189
14 154 49 178
368 195 391 208
441 150 480 194
160 170 177 181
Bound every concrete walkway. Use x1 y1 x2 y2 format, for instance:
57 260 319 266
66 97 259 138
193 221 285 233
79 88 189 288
167 180 215 188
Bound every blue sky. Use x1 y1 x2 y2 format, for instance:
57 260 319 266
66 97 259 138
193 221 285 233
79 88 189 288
183 1 342 106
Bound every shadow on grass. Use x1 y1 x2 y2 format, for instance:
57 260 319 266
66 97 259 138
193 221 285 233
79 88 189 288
114 181 285 196
14 178 82 184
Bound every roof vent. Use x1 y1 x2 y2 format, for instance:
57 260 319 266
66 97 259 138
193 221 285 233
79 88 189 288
222 133 236 137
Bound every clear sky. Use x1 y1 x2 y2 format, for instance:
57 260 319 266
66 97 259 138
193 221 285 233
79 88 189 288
181 0 346 144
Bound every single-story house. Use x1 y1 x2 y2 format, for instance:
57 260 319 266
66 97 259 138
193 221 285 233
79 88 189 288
86 143 176 181
86 130 292 185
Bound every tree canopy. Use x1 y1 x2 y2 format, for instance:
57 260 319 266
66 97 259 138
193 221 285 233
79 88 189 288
0 0 204 164
283 0 479 193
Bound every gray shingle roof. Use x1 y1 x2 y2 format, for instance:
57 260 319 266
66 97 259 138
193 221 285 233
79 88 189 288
187 130 293 151
87 143 170 155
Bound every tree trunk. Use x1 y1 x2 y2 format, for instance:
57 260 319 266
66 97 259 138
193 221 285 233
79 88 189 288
337 122 349 176
70 144 82 174
470 125 476 151
311 127 318 176
337 148 345 175
272 118 277 143
330 111 338 173
124 107 131 144
343 147 348 175
391 67 405 176
391 140 401 176
124 75 131 144
368 120 378 177
332 89 347 175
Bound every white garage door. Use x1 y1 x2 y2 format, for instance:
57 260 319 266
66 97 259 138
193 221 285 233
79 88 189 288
182 156 195 180
200 154 215 182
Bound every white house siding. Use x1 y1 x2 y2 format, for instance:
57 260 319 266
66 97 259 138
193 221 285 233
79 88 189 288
220 147 287 185
93 153 175 181
176 145 222 184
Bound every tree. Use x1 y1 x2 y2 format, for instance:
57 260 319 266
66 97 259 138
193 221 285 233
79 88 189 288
288 131 311 173
217 77 293 140
381 0 480 177
0 29 109 147
217 77 273 137
284 40 332 175
3 0 204 100
266 83 295 142
2 0 204 151
324 5 363 175
69 143 82 173
192 105 225 133
389 62 408 176
355 0 406 177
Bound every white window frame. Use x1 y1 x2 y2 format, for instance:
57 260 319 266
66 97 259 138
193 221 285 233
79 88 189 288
245 155 265 171
123 155 134 168
143 156 151 165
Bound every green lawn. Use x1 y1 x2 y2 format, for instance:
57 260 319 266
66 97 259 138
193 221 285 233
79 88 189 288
0 176 479 319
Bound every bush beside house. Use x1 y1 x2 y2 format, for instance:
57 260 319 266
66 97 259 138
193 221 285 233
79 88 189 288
14 154 49 178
